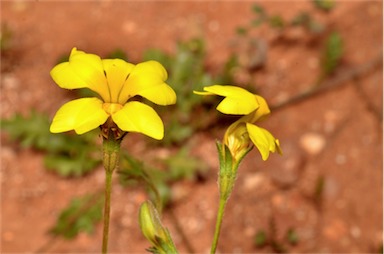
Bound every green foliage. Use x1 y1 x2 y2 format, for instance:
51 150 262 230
254 218 298 252
50 193 104 239
106 48 129 61
241 3 330 35
313 0 335 12
0 23 13 51
254 230 267 247
1 111 101 177
291 12 325 34
269 15 285 29
118 152 171 208
286 228 299 245
321 32 343 77
118 147 207 208
251 4 267 27
165 147 208 181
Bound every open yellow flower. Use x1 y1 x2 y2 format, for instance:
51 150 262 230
195 85 282 161
50 48 176 140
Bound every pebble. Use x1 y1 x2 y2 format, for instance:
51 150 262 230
268 141 306 188
322 219 348 240
324 110 341 134
242 173 265 191
350 225 361 238
299 132 326 155
2 231 14 242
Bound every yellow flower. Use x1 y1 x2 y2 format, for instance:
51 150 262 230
195 85 282 161
50 48 176 140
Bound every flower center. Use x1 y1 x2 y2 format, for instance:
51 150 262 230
103 103 123 115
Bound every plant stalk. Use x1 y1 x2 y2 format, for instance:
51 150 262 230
210 197 228 254
101 135 121 254
102 169 113 254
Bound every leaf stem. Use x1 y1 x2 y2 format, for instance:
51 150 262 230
210 197 228 254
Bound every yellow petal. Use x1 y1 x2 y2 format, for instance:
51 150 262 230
50 48 110 102
119 61 176 105
193 90 213 96
201 85 259 115
112 101 164 140
102 59 134 103
240 95 271 123
246 123 281 161
50 97 109 134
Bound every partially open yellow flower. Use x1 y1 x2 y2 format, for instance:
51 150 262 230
50 48 176 140
195 85 282 161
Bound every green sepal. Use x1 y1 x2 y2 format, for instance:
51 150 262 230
215 140 254 201
215 141 236 201
232 145 253 171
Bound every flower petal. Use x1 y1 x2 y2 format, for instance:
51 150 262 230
50 97 109 134
198 85 259 115
102 59 135 103
50 48 110 102
246 123 281 161
119 61 176 105
240 95 271 123
112 101 164 140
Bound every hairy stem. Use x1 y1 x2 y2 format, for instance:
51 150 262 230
102 170 113 254
102 136 121 254
211 197 228 254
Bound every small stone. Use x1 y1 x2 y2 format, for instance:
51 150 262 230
299 132 326 155
324 110 341 133
268 141 305 188
350 225 361 238
171 183 190 203
322 219 348 240
122 21 137 34
335 154 347 165
242 173 265 191
3 231 14 242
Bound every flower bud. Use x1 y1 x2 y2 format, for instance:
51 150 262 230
139 201 178 253
223 121 253 166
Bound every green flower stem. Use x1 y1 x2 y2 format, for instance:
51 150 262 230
102 169 113 254
102 136 121 254
211 197 228 254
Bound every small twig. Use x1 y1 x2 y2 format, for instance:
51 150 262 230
168 207 195 253
271 52 383 111
352 78 383 122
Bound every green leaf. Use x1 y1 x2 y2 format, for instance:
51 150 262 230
286 228 299 245
236 26 248 36
50 193 103 239
254 230 268 247
252 4 265 15
165 147 208 181
118 152 171 209
313 0 335 12
1 111 101 177
106 48 129 61
321 32 343 76
269 15 285 29
0 23 13 51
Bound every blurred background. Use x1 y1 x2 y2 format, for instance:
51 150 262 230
1 1 382 253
